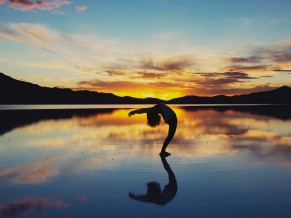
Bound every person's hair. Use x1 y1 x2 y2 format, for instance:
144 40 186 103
147 111 161 128
146 181 161 198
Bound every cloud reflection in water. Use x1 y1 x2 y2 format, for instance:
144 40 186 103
0 197 70 217
0 107 290 186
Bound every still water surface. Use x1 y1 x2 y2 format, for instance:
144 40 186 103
0 105 291 217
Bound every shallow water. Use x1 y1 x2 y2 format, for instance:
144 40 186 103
0 105 291 217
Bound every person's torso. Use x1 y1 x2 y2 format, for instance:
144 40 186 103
157 104 176 123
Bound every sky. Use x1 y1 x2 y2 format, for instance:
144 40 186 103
0 0 291 100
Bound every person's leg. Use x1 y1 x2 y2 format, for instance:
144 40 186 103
160 116 177 155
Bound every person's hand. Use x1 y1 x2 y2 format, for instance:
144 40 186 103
128 111 135 117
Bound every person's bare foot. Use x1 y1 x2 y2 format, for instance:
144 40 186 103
159 151 171 157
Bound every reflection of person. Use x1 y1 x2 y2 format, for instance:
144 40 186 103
128 103 177 156
128 156 177 205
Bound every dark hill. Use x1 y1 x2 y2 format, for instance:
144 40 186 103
230 86 291 104
0 73 163 104
168 86 291 104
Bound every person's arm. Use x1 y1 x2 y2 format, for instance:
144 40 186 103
128 108 151 117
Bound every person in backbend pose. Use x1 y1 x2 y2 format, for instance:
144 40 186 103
128 103 177 157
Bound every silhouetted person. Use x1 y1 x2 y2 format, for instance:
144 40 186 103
128 156 177 206
128 103 177 156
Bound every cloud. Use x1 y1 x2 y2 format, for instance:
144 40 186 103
8 0 71 11
87 69 168 79
10 22 58 42
223 64 270 72
64 33 119 53
261 48 291 63
74 69 277 98
228 56 264 63
273 69 291 72
75 66 266 98
0 22 119 57
1 20 289 98
225 40 291 73
73 55 196 95
77 80 175 91
223 71 257 79
105 70 132 77
133 71 167 79
75 5 86 13
90 55 196 74
194 71 257 87
139 55 195 71
0 23 59 52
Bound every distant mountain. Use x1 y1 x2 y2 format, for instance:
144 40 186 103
0 72 290 104
0 73 163 104
168 86 291 104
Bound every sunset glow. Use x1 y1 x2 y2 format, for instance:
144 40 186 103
1 0 291 99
